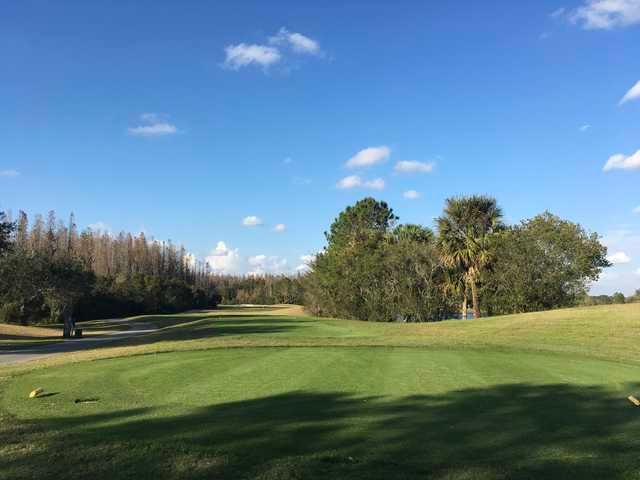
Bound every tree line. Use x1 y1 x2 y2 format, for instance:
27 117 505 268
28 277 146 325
0 196 625 328
213 275 304 305
303 196 612 321
0 209 306 331
0 210 221 333
582 290 640 305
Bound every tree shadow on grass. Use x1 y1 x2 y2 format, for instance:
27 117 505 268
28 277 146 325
142 315 305 341
0 314 304 357
3 383 640 479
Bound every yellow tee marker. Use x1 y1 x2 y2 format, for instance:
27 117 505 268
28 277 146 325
29 388 43 399
628 395 640 407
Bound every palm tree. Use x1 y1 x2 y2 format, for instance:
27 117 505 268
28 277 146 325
442 266 468 319
437 195 503 319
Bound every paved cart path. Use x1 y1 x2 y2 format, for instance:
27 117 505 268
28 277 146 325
0 319 157 365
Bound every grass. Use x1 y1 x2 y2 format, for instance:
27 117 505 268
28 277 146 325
0 323 62 347
1 303 640 479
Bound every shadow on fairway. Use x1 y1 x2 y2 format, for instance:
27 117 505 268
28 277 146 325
143 315 305 341
4 383 640 479
0 314 303 356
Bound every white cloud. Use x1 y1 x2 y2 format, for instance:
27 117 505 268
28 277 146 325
205 241 243 274
337 175 362 189
0 169 19 177
336 175 384 190
300 254 316 264
394 160 435 174
345 146 390 169
403 190 421 199
608 251 632 264
223 43 281 70
579 124 591 132
592 228 640 294
633 205 640 214
619 80 640 105
247 254 288 276
635 267 640 275
570 0 640 30
242 216 263 227
295 254 316 273
273 223 286 232
128 123 177 136
603 149 640 171
270 28 321 55
128 113 177 137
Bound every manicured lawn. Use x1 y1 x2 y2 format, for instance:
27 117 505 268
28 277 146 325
2 304 640 479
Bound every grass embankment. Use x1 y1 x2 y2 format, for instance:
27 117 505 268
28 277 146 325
1 303 640 479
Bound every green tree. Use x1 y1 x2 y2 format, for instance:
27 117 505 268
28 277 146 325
612 292 626 304
383 224 447 321
0 211 14 256
437 195 504 318
42 257 94 336
482 212 610 313
307 198 397 321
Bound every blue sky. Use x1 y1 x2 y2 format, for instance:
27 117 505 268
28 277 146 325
1 1 639 292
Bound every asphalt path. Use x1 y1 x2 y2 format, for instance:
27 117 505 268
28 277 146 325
0 320 157 365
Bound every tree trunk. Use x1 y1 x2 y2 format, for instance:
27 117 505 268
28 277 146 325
461 292 468 320
62 305 75 338
470 281 481 319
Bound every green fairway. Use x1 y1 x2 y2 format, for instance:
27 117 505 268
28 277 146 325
2 305 640 479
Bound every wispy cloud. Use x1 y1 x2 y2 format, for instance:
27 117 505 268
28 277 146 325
269 28 321 55
619 80 640 105
403 190 421 199
336 175 385 190
223 43 281 70
569 0 640 30
139 112 165 123
292 176 311 186
273 223 286 232
345 146 390 169
633 205 640 214
603 149 640 171
551 7 567 18
579 124 591 132
242 216 263 227
87 221 112 234
0 169 19 178
128 113 178 137
224 28 322 72
394 160 435 174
